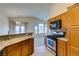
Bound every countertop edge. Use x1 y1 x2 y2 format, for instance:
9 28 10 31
0 35 34 51
57 37 67 42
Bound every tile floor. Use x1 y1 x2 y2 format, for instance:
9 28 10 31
32 35 55 56
31 46 54 56
34 38 44 47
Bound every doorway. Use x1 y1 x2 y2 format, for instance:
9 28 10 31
34 23 47 47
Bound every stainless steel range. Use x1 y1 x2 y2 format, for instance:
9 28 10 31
46 30 65 55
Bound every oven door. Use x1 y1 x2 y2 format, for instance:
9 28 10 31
47 38 56 51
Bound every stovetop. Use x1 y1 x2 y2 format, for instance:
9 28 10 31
47 34 65 41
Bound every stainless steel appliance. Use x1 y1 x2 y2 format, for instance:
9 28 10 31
47 37 56 52
47 30 65 55
50 20 61 29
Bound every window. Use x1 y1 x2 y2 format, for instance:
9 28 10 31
34 24 48 34
15 22 25 34
34 26 38 34
39 24 44 34
45 25 47 33
15 25 20 34
20 25 25 33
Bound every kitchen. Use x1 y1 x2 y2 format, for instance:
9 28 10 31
0 3 79 56
45 3 79 56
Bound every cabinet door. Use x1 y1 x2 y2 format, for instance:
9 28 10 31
68 6 79 28
67 29 79 56
28 38 34 55
7 48 21 56
21 40 29 56
57 44 66 56
22 45 29 56
61 12 69 28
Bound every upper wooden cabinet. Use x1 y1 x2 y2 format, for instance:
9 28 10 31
50 15 61 22
68 5 79 28
67 29 79 56
48 15 61 27
61 12 70 28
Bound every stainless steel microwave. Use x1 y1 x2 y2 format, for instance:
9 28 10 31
50 20 61 29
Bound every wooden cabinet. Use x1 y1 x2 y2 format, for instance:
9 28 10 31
21 40 29 56
47 4 79 56
50 15 61 23
53 15 61 21
68 5 79 28
67 29 79 56
22 45 29 56
22 38 34 56
61 12 70 28
6 42 22 54
57 39 67 56
7 48 21 56
28 38 34 55
6 42 22 56
3 38 34 56
57 44 66 56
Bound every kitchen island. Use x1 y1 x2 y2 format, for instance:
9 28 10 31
0 33 34 56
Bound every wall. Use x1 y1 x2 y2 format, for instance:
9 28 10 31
49 3 74 18
9 20 15 34
0 15 9 35
9 17 46 34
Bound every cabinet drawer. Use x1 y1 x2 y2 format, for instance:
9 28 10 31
57 39 66 46
6 42 22 54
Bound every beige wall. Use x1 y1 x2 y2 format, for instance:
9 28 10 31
49 3 74 18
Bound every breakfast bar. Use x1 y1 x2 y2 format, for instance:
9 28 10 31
0 33 34 56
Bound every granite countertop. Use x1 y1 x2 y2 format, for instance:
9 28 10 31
57 37 67 41
0 35 34 50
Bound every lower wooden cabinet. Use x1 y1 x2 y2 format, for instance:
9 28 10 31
68 46 79 56
67 29 79 56
57 44 66 56
28 38 34 55
3 38 34 56
57 39 67 56
21 40 29 56
7 48 21 56
22 45 29 56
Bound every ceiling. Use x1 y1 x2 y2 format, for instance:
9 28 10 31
0 3 52 20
